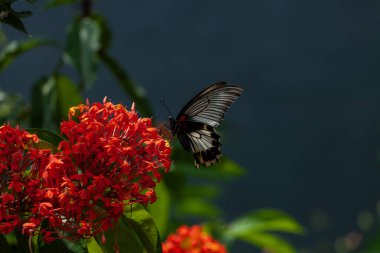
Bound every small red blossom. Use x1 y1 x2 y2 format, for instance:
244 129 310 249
0 125 51 235
22 222 37 234
162 225 228 253
40 100 171 239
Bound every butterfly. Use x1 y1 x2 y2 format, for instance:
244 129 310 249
168 82 243 169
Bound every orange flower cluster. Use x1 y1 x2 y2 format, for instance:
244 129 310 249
162 225 228 253
0 100 171 242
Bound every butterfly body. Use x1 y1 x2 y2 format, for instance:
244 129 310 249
169 82 243 169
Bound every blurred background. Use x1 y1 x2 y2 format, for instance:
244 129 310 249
1 1 380 252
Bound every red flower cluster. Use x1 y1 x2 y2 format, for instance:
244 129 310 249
0 100 171 242
44 100 171 238
162 225 228 253
0 125 51 235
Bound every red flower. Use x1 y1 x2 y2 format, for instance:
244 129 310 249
41 99 171 239
162 225 228 253
0 125 51 235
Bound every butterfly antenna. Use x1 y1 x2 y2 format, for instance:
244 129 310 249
160 99 173 118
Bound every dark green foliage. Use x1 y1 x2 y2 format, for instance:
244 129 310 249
0 234 12 252
64 17 100 89
0 0 36 35
122 205 163 253
38 237 88 253
0 90 27 124
30 75 82 130
223 209 304 252
0 39 56 71
94 205 162 253
44 0 78 9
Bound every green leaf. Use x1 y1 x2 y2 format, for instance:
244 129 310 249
176 197 222 219
64 17 100 89
37 229 90 253
38 237 88 253
181 184 220 199
62 239 89 253
227 209 304 237
0 235 11 253
99 52 153 117
44 0 77 9
0 4 29 35
4 233 16 245
223 209 303 252
86 238 103 253
0 90 27 124
0 29 7 46
162 169 187 198
147 181 171 235
92 14 112 51
55 74 83 118
122 204 162 253
96 220 144 253
353 219 380 253
95 205 162 253
30 74 82 130
13 10 32 18
27 128 65 146
30 76 59 129
238 233 296 253
34 139 59 151
170 140 245 179
15 231 32 253
173 154 245 180
0 39 55 70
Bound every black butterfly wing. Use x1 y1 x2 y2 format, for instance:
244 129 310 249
174 82 243 168
176 122 221 169
176 82 243 127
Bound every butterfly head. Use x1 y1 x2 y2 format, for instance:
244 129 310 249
160 99 177 135
169 116 178 135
